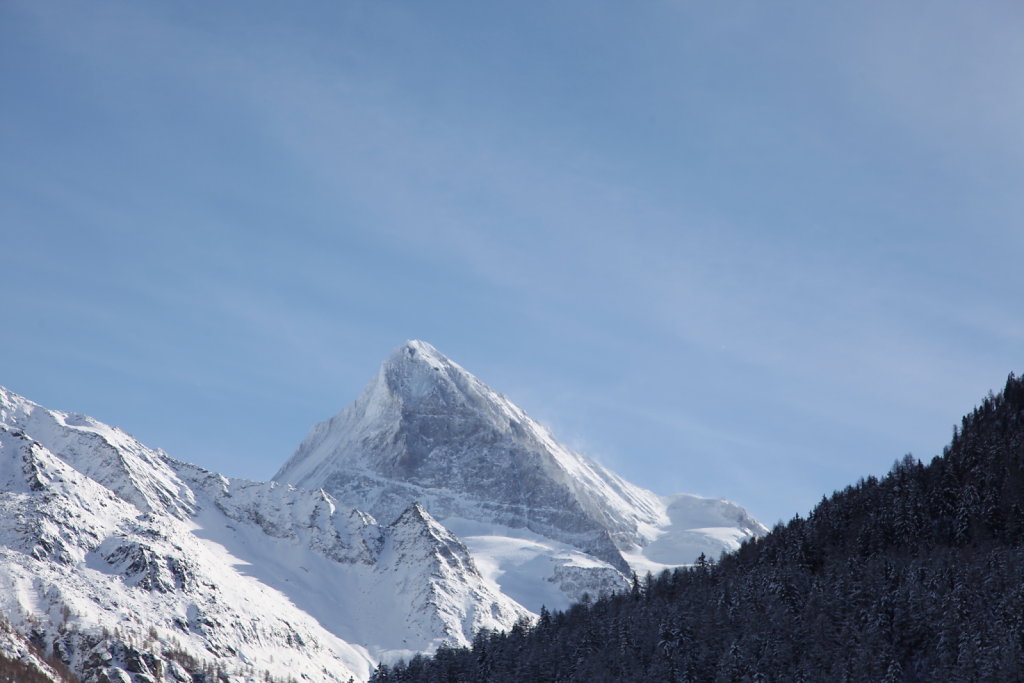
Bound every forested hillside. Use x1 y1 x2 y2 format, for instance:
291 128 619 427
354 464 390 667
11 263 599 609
375 374 1024 682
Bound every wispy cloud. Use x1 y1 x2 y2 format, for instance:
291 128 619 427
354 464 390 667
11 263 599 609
4 0 1023 524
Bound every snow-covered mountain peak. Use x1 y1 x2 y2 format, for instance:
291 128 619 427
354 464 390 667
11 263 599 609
375 339 512 429
386 339 451 373
276 342 655 571
388 502 476 572
277 340 540 485
276 342 768 600
386 502 477 576
393 501 433 525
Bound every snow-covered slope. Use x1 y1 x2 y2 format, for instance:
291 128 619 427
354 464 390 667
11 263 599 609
275 341 767 610
0 613 71 682
0 343 766 679
0 386 527 683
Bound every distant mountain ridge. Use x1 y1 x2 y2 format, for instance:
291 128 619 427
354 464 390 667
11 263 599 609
275 340 767 609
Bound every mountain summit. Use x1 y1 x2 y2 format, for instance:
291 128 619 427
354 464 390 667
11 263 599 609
275 341 766 607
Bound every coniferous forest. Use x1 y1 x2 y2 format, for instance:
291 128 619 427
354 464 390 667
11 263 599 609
374 374 1024 682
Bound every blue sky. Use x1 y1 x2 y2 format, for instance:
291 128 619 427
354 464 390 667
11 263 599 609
2 1 1022 525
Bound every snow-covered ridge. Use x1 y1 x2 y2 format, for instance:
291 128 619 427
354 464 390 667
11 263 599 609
0 389 195 519
0 385 528 682
0 341 767 680
275 340 768 610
